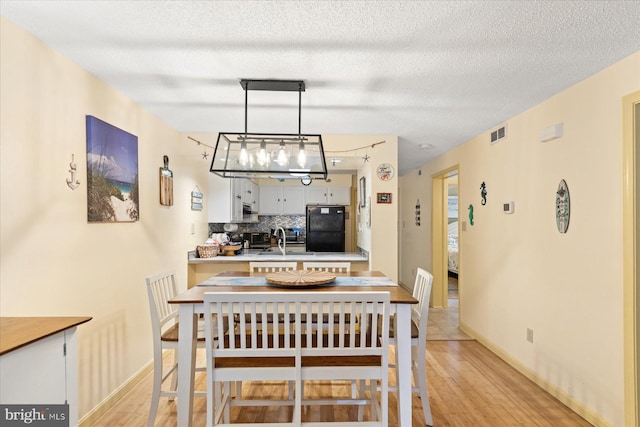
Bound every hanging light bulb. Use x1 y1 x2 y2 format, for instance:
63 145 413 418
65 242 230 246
297 140 306 167
277 141 288 166
257 140 268 166
239 141 249 166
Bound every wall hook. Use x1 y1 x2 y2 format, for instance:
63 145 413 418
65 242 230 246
66 154 80 190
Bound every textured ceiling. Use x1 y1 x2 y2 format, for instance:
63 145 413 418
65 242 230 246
2 1 639 175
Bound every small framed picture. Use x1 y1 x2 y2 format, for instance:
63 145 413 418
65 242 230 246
191 190 203 211
377 192 392 204
359 177 366 208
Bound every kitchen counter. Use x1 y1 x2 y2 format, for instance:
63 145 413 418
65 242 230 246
189 248 367 263
187 249 369 287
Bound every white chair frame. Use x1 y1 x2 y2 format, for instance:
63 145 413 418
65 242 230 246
249 261 298 272
302 262 351 273
385 267 434 426
203 290 390 427
146 271 208 427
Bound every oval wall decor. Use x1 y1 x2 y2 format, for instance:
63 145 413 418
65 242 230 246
555 179 570 233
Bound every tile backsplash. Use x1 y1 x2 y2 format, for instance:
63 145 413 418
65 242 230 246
209 215 305 236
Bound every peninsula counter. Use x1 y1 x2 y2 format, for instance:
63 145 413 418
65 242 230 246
187 249 369 288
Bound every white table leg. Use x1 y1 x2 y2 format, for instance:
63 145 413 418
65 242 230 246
177 304 197 427
395 304 412 427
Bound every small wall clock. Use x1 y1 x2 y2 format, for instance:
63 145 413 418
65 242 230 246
376 163 394 181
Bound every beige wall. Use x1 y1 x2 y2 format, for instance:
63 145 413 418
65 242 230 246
0 18 210 417
400 52 640 426
188 134 399 270
323 135 399 281
0 17 401 420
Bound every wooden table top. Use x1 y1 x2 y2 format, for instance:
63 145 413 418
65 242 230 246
0 316 92 356
169 271 417 305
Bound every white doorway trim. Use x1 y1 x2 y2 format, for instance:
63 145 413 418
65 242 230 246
623 90 639 427
431 165 459 308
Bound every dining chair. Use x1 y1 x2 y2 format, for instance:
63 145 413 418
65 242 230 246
203 290 391 427
249 261 298 272
146 271 219 427
302 261 351 273
376 267 434 426
303 261 356 336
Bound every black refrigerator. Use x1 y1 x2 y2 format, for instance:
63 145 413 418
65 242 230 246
306 205 346 252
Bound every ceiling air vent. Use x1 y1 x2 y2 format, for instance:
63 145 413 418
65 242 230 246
490 124 507 144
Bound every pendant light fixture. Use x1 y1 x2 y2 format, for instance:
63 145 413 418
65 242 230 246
209 79 328 180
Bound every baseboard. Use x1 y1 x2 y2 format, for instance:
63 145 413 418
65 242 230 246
459 321 613 427
78 360 154 427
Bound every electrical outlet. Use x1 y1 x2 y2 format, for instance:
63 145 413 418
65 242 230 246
526 328 534 343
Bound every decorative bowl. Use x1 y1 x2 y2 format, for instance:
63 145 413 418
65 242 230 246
219 244 242 256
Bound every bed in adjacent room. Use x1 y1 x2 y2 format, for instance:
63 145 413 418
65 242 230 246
448 221 459 275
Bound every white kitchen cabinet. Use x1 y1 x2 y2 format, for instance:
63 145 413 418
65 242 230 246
305 186 351 205
330 187 351 205
243 180 260 213
208 174 243 223
259 186 306 215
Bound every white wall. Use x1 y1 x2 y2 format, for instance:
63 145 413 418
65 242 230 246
0 17 210 417
400 52 640 426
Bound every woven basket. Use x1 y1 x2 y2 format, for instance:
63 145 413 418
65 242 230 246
197 245 218 258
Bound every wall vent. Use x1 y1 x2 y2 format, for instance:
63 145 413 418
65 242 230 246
490 124 508 144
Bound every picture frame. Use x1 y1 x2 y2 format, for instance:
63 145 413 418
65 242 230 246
191 190 203 211
359 177 366 208
86 115 139 222
377 192 392 204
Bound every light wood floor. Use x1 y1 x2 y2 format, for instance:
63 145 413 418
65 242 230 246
91 341 591 426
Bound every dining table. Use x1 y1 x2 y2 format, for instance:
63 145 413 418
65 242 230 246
168 270 417 427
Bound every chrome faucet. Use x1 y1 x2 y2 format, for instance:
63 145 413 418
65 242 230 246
275 226 286 255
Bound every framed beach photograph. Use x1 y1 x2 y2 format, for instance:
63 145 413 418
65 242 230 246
86 116 139 222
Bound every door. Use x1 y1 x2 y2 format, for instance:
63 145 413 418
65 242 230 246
306 187 327 204
282 187 305 214
231 179 243 221
329 187 351 205
259 187 282 214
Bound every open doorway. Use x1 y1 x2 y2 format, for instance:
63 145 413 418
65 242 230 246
431 166 459 308
446 175 459 304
